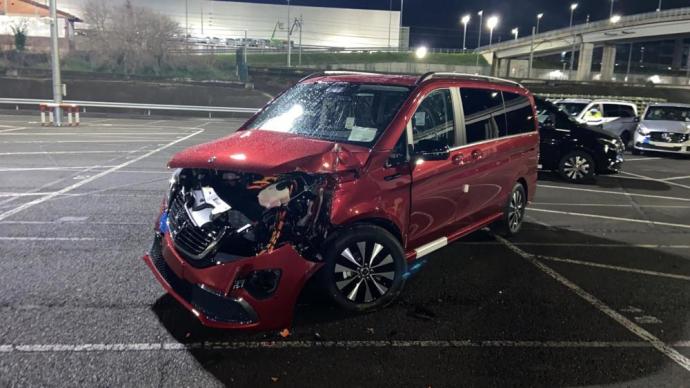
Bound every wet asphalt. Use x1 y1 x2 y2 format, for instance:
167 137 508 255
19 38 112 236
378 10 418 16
0 113 688 387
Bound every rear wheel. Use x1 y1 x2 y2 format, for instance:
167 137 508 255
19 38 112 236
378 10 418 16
558 151 595 182
493 183 527 237
319 225 407 312
631 148 642 156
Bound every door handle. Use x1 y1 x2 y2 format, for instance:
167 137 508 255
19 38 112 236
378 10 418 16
452 154 464 165
472 150 484 160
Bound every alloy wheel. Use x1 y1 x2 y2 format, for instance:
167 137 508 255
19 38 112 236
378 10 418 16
508 188 525 233
333 241 396 304
562 155 591 180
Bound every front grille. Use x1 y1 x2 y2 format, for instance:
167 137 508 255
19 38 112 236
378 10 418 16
168 190 224 261
149 235 257 324
649 132 689 143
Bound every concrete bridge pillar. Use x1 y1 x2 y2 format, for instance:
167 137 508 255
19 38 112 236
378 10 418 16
672 39 685 70
601 44 617 81
576 43 594 81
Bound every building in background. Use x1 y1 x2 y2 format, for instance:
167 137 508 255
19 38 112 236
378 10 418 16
0 0 81 51
56 0 404 49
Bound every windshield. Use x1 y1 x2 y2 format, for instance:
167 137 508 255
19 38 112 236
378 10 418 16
644 106 690 122
248 82 411 147
556 102 588 116
536 99 578 127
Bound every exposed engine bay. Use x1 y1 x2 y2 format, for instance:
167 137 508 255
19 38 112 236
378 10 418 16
166 168 333 266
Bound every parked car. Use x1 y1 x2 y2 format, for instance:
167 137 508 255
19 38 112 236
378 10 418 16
537 98 624 182
633 103 690 156
143 72 539 330
555 99 638 146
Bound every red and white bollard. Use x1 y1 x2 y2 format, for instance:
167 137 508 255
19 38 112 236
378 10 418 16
39 103 80 127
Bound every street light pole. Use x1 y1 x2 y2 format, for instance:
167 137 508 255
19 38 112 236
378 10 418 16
487 16 498 47
475 10 483 68
657 0 663 12
528 26 536 78
609 0 615 18
512 28 519 41
287 0 291 67
461 15 470 51
185 0 189 44
388 0 392 48
568 3 578 78
536 13 543 34
49 0 62 126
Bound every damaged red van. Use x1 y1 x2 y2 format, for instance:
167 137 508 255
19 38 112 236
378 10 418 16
143 72 539 330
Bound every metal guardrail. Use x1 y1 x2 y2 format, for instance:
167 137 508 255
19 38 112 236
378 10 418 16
0 98 260 115
481 6 690 52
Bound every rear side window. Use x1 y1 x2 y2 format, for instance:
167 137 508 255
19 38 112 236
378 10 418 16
412 89 456 147
603 104 635 118
503 92 536 135
461 88 506 144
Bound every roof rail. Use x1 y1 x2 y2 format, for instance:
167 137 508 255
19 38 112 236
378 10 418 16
416 72 524 88
299 70 384 83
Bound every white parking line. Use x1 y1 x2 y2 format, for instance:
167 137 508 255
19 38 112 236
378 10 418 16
539 256 690 281
0 237 103 241
530 208 690 230
0 127 27 133
457 242 690 249
620 171 690 191
0 150 145 156
1 340 690 353
1 140 175 144
537 184 690 202
663 175 690 182
494 235 690 372
534 203 690 209
623 157 663 162
0 132 189 136
0 129 203 222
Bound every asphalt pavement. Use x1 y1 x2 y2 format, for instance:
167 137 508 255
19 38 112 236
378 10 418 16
0 113 689 387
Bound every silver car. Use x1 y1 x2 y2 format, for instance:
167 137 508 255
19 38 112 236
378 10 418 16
633 103 690 155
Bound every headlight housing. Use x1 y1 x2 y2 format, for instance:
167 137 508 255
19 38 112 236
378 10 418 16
598 138 620 153
637 124 651 136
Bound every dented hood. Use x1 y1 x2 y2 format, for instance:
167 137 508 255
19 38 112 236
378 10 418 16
168 129 371 175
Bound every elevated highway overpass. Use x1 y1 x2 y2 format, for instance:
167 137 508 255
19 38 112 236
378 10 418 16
479 7 690 81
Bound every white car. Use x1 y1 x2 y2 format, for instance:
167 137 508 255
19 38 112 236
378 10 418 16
633 103 690 156
555 99 639 145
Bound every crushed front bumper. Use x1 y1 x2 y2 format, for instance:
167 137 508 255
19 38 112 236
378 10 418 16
143 233 322 330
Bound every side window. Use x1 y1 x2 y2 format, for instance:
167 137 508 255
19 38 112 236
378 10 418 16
618 105 636 118
603 104 621 118
461 88 506 144
503 92 536 135
411 89 455 147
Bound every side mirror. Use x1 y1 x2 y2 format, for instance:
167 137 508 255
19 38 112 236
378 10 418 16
414 139 450 161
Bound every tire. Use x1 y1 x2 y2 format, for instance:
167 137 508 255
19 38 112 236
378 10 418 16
558 151 595 183
492 183 527 237
620 132 631 148
318 224 407 312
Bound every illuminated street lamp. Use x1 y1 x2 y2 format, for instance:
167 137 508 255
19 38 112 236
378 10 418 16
610 14 621 24
461 14 471 50
511 27 519 41
568 3 578 77
415 46 428 59
487 15 499 47
536 13 544 33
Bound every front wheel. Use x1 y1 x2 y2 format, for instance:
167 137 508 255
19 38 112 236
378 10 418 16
559 151 595 182
318 225 407 312
492 183 527 237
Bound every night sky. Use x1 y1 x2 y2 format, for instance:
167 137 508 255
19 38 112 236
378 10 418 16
233 0 689 47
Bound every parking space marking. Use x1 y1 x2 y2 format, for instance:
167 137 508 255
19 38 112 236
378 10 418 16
0 127 27 133
534 202 690 209
623 157 663 162
539 256 690 281
663 175 690 182
0 220 149 226
0 132 190 136
2 340 690 354
0 129 203 222
494 235 690 372
1 140 178 144
457 242 690 249
0 150 146 156
537 184 690 202
531 208 690 230
620 171 690 191
0 237 103 241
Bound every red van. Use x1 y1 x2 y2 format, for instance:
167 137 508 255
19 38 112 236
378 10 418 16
143 72 539 330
